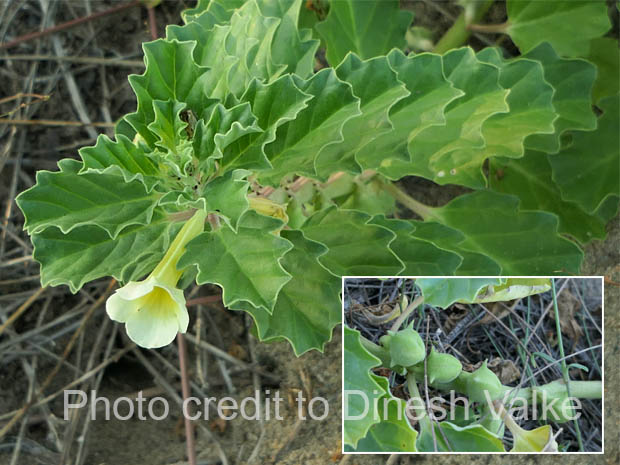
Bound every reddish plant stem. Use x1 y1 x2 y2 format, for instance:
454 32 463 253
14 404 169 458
147 6 158 40
0 92 49 106
177 333 197 465
258 170 349 198
0 1 141 50
186 294 222 306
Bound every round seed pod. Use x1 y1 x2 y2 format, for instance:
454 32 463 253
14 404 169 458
426 348 462 384
467 361 503 403
387 325 425 369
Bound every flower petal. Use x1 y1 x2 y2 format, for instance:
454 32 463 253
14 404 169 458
124 287 184 348
116 278 156 301
106 292 140 323
167 286 189 333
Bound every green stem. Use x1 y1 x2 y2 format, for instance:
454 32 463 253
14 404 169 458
359 336 391 367
432 0 495 54
539 380 602 400
568 381 603 399
406 372 431 426
467 21 509 34
407 370 601 403
382 182 439 221
491 400 522 437
552 279 584 451
504 380 603 403
390 294 424 332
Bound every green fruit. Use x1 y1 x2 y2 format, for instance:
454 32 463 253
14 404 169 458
426 348 462 384
467 361 503 403
387 324 425 368
379 334 392 349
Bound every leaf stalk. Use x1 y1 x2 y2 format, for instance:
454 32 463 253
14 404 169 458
432 0 495 54
381 182 439 222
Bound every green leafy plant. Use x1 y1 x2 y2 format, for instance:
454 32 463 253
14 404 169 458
344 277 602 452
15 0 618 352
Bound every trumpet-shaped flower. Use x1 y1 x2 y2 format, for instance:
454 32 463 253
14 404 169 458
106 210 206 348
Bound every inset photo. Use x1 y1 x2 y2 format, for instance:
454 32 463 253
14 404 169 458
342 277 603 453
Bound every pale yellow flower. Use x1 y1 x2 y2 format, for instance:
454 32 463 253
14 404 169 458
106 210 206 348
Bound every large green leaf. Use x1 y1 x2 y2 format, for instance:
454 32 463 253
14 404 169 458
17 168 159 239
181 0 242 24
475 48 556 156
505 0 611 57
167 20 238 100
352 374 418 452
220 74 312 171
223 0 319 91
417 420 505 452
171 0 318 97
201 169 251 232
301 206 404 276
356 50 463 171
414 48 556 188
127 39 214 146
78 134 160 191
489 151 616 243
315 0 412 66
255 0 319 78
173 0 285 98
343 326 387 448
416 278 502 308
192 102 262 174
410 221 502 275
586 37 620 104
258 68 360 184
179 211 293 312
522 42 597 154
548 95 620 213
314 54 409 177
232 230 340 355
30 212 176 293
378 47 509 186
223 1 285 95
369 216 462 276
148 99 188 153
432 190 584 275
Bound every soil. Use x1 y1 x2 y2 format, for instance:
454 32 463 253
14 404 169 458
0 1 617 465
